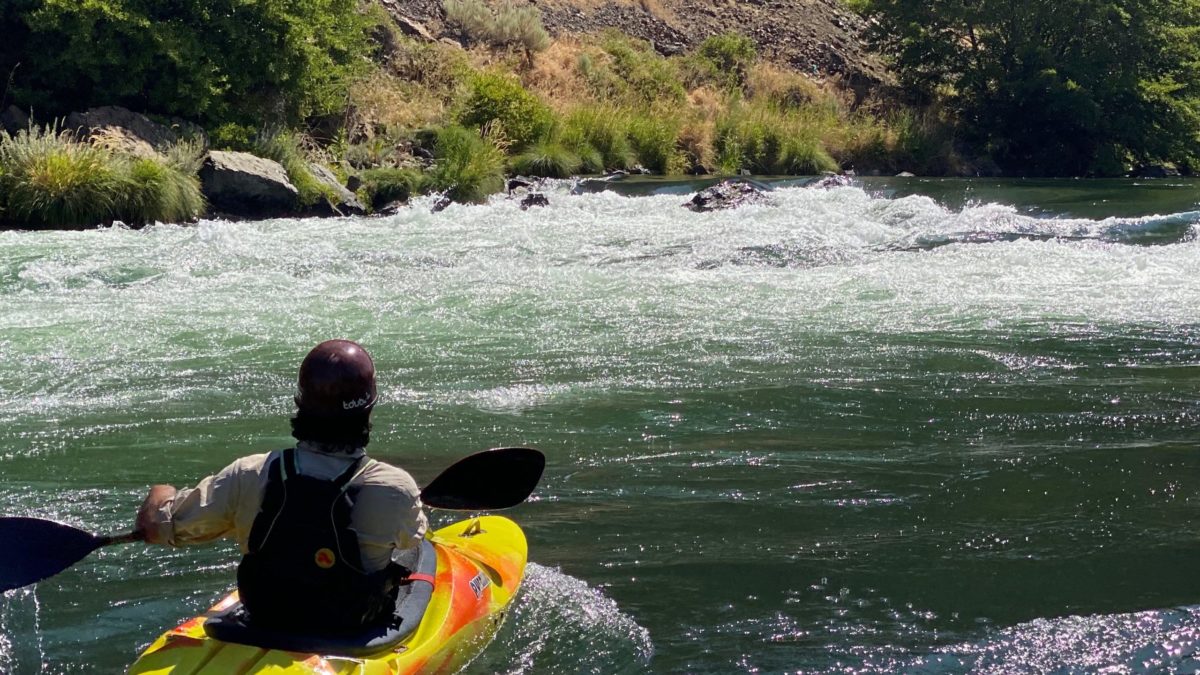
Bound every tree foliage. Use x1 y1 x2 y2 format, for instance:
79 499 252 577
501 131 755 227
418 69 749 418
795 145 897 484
858 0 1200 175
0 0 372 128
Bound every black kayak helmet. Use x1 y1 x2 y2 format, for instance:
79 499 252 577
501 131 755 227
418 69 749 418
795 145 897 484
294 339 378 418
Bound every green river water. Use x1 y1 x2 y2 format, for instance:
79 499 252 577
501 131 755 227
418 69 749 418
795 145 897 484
1 177 1199 673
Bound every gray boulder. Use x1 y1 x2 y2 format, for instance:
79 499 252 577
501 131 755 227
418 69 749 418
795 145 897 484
64 106 203 151
200 151 299 218
1 105 30 135
307 163 367 216
1133 164 1180 178
684 180 771 212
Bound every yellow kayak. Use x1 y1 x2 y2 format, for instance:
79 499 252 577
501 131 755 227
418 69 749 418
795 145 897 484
129 515 528 674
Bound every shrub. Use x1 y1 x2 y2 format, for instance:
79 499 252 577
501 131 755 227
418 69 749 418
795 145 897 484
494 3 552 53
359 167 427 209
427 125 506 203
0 125 205 228
444 0 494 42
444 0 551 53
627 114 685 174
1 0 372 129
686 32 758 91
0 127 119 228
560 107 635 172
600 33 686 104
511 139 583 178
458 72 554 150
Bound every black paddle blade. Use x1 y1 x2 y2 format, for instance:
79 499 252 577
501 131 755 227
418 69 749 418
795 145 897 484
0 517 104 592
420 447 545 511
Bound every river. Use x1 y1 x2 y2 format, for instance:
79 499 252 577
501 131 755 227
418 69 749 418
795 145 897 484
0 177 1198 673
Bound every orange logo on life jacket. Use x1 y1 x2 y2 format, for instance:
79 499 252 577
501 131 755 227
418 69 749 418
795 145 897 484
314 548 336 569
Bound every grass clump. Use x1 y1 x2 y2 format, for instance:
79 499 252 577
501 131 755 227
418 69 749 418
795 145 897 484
254 131 337 208
0 125 205 228
0 127 119 228
511 138 583 178
427 124 507 204
359 167 427 209
560 106 636 172
627 113 685 174
444 0 551 53
715 104 838 175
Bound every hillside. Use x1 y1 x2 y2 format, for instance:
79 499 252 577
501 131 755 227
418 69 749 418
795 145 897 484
388 0 890 98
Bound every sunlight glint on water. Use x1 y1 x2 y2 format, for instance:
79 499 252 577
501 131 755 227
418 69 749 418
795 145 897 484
0 180 1197 672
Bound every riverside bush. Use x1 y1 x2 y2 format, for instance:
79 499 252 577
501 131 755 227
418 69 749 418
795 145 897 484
0 126 204 228
0 0 372 128
561 107 636 172
359 168 427 209
715 104 838 175
427 125 506 204
511 139 583 178
458 72 554 150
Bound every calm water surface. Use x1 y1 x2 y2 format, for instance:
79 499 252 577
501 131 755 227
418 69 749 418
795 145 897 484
1 177 1198 673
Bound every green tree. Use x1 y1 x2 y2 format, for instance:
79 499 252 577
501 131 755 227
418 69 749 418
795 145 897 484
858 0 1200 175
0 0 372 128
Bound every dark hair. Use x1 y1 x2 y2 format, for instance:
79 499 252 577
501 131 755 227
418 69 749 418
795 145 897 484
290 411 372 450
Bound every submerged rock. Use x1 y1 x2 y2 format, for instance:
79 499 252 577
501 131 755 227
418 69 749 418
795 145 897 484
805 173 853 189
431 195 453 213
520 193 549 210
200 151 299 218
684 180 771 212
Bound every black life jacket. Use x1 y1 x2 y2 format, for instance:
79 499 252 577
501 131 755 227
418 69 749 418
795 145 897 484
237 448 398 633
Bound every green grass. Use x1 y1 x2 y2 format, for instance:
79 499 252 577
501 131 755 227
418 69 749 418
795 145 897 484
359 167 428 209
0 125 205 228
427 125 506 203
255 132 337 208
458 71 554 150
561 107 636 172
510 139 583 178
716 103 840 175
627 114 685 174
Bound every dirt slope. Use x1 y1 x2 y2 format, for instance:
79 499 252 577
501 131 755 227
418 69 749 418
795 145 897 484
391 0 889 93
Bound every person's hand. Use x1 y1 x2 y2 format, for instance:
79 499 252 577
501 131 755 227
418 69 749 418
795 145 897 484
136 485 178 545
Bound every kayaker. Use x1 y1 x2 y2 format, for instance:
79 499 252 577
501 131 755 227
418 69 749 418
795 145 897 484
134 339 428 633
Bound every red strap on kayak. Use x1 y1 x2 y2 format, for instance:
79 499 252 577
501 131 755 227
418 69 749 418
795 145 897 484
405 573 435 586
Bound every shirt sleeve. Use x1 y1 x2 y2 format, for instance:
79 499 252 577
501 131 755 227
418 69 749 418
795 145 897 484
153 454 267 546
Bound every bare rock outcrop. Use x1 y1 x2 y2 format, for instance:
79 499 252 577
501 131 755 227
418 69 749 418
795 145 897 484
200 151 299 218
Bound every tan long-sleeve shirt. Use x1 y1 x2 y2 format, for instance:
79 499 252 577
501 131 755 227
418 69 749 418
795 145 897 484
149 441 428 573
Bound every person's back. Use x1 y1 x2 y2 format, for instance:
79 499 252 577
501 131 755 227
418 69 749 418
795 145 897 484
136 340 428 633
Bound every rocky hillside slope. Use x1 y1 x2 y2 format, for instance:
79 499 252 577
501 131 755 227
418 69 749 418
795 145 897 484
390 0 889 96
